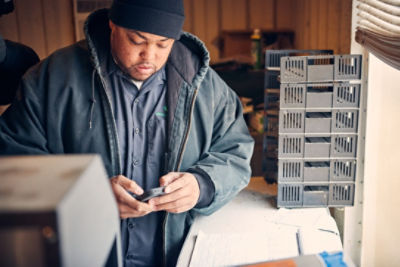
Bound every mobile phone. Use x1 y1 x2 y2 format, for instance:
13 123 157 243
135 186 166 202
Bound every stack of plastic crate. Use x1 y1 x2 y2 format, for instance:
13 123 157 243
263 50 332 183
277 54 362 208
263 51 281 183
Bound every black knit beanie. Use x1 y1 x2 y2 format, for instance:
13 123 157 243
109 0 185 40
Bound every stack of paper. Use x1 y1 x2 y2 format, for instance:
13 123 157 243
189 224 299 267
188 224 342 267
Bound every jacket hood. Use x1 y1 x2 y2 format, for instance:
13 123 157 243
84 8 210 89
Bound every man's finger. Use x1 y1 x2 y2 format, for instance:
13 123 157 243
118 203 153 217
111 181 153 211
163 175 189 193
152 194 192 212
159 172 183 187
150 186 189 206
112 175 144 195
112 182 138 206
114 190 154 218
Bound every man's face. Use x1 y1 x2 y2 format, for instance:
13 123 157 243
109 21 175 81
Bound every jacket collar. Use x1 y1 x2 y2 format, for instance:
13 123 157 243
84 9 111 79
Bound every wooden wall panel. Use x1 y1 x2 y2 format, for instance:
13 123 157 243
42 0 74 55
249 0 274 30
317 0 329 49
221 0 247 30
15 0 47 59
303 0 311 49
309 0 319 49
183 0 194 33
276 0 295 30
339 0 352 54
326 0 341 53
294 0 351 53
0 0 74 59
204 0 220 60
188 0 221 61
0 11 19 41
294 0 304 49
0 0 352 61
192 0 207 41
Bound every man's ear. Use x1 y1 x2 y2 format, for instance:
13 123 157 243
109 20 115 31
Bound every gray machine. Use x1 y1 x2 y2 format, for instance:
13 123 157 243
0 155 122 267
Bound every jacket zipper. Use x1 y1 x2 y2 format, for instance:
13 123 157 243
162 88 198 267
96 70 122 174
175 89 198 171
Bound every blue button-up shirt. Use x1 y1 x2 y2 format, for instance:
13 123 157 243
107 55 167 267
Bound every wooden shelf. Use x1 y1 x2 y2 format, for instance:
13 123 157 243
220 30 294 59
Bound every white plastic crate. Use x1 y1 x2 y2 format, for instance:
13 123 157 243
329 183 355 206
280 55 362 83
280 83 361 109
306 85 333 108
304 137 331 158
278 159 303 182
277 183 355 207
279 110 305 133
279 110 358 134
330 159 357 181
278 159 356 182
280 84 307 108
303 185 330 206
305 112 332 134
304 161 330 182
331 110 359 133
265 49 333 69
277 184 303 207
278 135 304 158
333 83 361 108
331 134 358 157
279 135 358 158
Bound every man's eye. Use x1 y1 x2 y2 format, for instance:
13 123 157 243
129 38 144 45
157 43 168 49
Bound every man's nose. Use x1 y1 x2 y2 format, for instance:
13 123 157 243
139 44 156 61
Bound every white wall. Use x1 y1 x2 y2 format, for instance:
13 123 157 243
344 1 400 266
360 54 400 267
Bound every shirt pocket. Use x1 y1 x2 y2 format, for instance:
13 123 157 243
146 114 167 162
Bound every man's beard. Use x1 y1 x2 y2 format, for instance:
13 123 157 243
112 54 156 81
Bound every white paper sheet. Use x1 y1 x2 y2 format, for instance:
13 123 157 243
298 227 343 255
269 208 328 228
188 224 299 267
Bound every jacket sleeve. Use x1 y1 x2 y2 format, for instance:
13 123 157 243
0 69 49 155
189 72 255 216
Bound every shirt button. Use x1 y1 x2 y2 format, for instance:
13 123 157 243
133 160 139 166
134 128 139 134
134 99 139 104
128 223 135 229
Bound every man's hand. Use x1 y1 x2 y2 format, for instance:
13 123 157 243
110 175 154 219
149 172 200 213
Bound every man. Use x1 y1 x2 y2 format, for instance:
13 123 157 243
0 35 40 115
0 0 40 115
0 0 254 266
